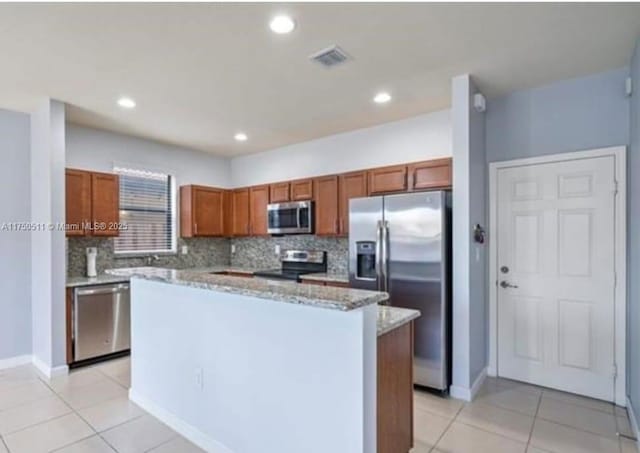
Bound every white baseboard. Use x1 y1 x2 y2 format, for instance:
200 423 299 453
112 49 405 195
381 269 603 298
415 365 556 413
450 367 487 402
0 354 32 370
31 356 68 379
627 397 640 450
129 389 234 453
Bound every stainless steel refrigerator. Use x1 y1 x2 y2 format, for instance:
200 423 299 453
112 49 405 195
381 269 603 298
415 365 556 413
349 191 451 390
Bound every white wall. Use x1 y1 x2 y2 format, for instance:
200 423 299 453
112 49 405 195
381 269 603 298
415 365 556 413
0 108 32 362
230 110 451 187
130 278 377 453
30 99 67 372
450 75 487 398
66 125 231 188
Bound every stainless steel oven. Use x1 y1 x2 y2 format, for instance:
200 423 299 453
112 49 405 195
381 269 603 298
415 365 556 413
267 201 314 234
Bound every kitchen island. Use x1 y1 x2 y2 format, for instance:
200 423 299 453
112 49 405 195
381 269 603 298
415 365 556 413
106 267 417 453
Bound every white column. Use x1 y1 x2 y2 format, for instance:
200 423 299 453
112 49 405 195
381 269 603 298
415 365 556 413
30 99 67 376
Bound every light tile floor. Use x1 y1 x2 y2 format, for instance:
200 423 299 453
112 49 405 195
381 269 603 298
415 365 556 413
0 357 203 453
412 376 639 453
0 358 637 452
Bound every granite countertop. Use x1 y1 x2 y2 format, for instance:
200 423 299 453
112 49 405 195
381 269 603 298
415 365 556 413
377 306 421 336
66 274 131 288
299 272 350 284
106 267 388 311
66 266 260 288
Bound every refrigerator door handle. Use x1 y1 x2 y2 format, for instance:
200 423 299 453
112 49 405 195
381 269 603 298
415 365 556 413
381 221 390 293
375 220 383 291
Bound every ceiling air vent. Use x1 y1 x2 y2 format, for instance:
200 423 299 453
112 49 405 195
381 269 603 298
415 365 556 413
309 45 351 68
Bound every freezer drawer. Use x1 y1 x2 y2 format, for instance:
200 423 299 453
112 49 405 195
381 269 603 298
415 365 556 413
73 283 130 362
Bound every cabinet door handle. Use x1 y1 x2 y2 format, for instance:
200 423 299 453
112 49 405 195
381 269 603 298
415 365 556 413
194 223 198 235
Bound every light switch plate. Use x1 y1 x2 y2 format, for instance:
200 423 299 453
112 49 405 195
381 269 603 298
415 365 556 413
231 244 236 254
275 244 281 255
181 245 188 255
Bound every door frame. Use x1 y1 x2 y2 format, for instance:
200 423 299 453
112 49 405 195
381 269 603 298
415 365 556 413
488 146 627 406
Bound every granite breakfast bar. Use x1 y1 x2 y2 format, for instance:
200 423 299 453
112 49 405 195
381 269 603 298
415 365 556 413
106 267 418 453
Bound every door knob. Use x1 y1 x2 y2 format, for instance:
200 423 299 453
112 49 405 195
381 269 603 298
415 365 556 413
500 281 518 289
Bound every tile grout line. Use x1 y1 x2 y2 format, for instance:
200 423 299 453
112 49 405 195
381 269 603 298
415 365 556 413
526 389 543 450
428 400 464 452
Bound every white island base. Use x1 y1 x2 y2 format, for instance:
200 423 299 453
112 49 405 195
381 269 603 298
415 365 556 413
128 278 378 453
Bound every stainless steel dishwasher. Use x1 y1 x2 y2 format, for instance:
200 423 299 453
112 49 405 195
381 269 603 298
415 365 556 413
73 283 131 363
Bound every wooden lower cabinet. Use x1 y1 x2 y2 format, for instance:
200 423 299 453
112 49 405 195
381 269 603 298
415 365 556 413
66 288 74 364
378 321 414 453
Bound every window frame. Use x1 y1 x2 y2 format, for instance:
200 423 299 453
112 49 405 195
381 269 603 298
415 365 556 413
112 165 178 257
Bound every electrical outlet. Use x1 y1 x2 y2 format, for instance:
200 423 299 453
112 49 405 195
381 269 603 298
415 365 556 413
195 367 204 390
231 244 236 254
181 245 188 255
275 244 281 255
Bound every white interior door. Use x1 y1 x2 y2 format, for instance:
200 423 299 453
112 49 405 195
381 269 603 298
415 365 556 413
496 156 616 401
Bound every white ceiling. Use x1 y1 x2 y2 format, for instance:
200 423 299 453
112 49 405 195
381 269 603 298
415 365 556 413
0 3 638 156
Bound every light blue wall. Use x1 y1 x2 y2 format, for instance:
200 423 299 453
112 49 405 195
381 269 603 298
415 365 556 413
486 67 629 163
0 108 32 361
629 39 640 429
486 66 635 412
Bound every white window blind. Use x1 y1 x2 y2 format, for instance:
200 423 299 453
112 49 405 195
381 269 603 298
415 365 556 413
113 166 175 254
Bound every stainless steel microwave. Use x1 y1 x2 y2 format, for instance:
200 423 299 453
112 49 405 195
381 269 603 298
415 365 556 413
267 201 314 234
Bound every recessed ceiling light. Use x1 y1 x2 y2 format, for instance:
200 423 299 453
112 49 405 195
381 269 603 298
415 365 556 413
234 132 248 142
269 15 296 34
373 92 392 104
117 97 136 109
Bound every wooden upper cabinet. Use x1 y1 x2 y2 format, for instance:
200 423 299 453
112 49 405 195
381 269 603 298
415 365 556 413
290 179 314 201
314 176 339 236
249 185 270 236
223 190 233 237
368 164 408 195
180 185 224 237
90 172 120 237
65 169 91 236
269 182 290 203
409 158 452 191
231 188 250 237
338 171 368 236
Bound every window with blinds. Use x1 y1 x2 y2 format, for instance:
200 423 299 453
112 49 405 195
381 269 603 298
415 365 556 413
113 166 176 255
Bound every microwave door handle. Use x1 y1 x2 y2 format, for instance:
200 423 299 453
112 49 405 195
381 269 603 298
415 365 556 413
297 207 302 229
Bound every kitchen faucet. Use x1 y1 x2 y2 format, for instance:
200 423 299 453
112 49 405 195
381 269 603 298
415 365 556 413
145 254 160 266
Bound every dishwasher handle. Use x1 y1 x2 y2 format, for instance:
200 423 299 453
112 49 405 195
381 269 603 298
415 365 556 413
76 284 129 296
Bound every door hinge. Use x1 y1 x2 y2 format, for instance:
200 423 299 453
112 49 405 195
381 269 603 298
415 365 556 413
612 363 618 379
613 180 619 196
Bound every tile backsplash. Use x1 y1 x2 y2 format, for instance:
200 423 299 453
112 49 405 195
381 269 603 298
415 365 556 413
230 236 348 274
66 237 231 277
67 235 348 277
